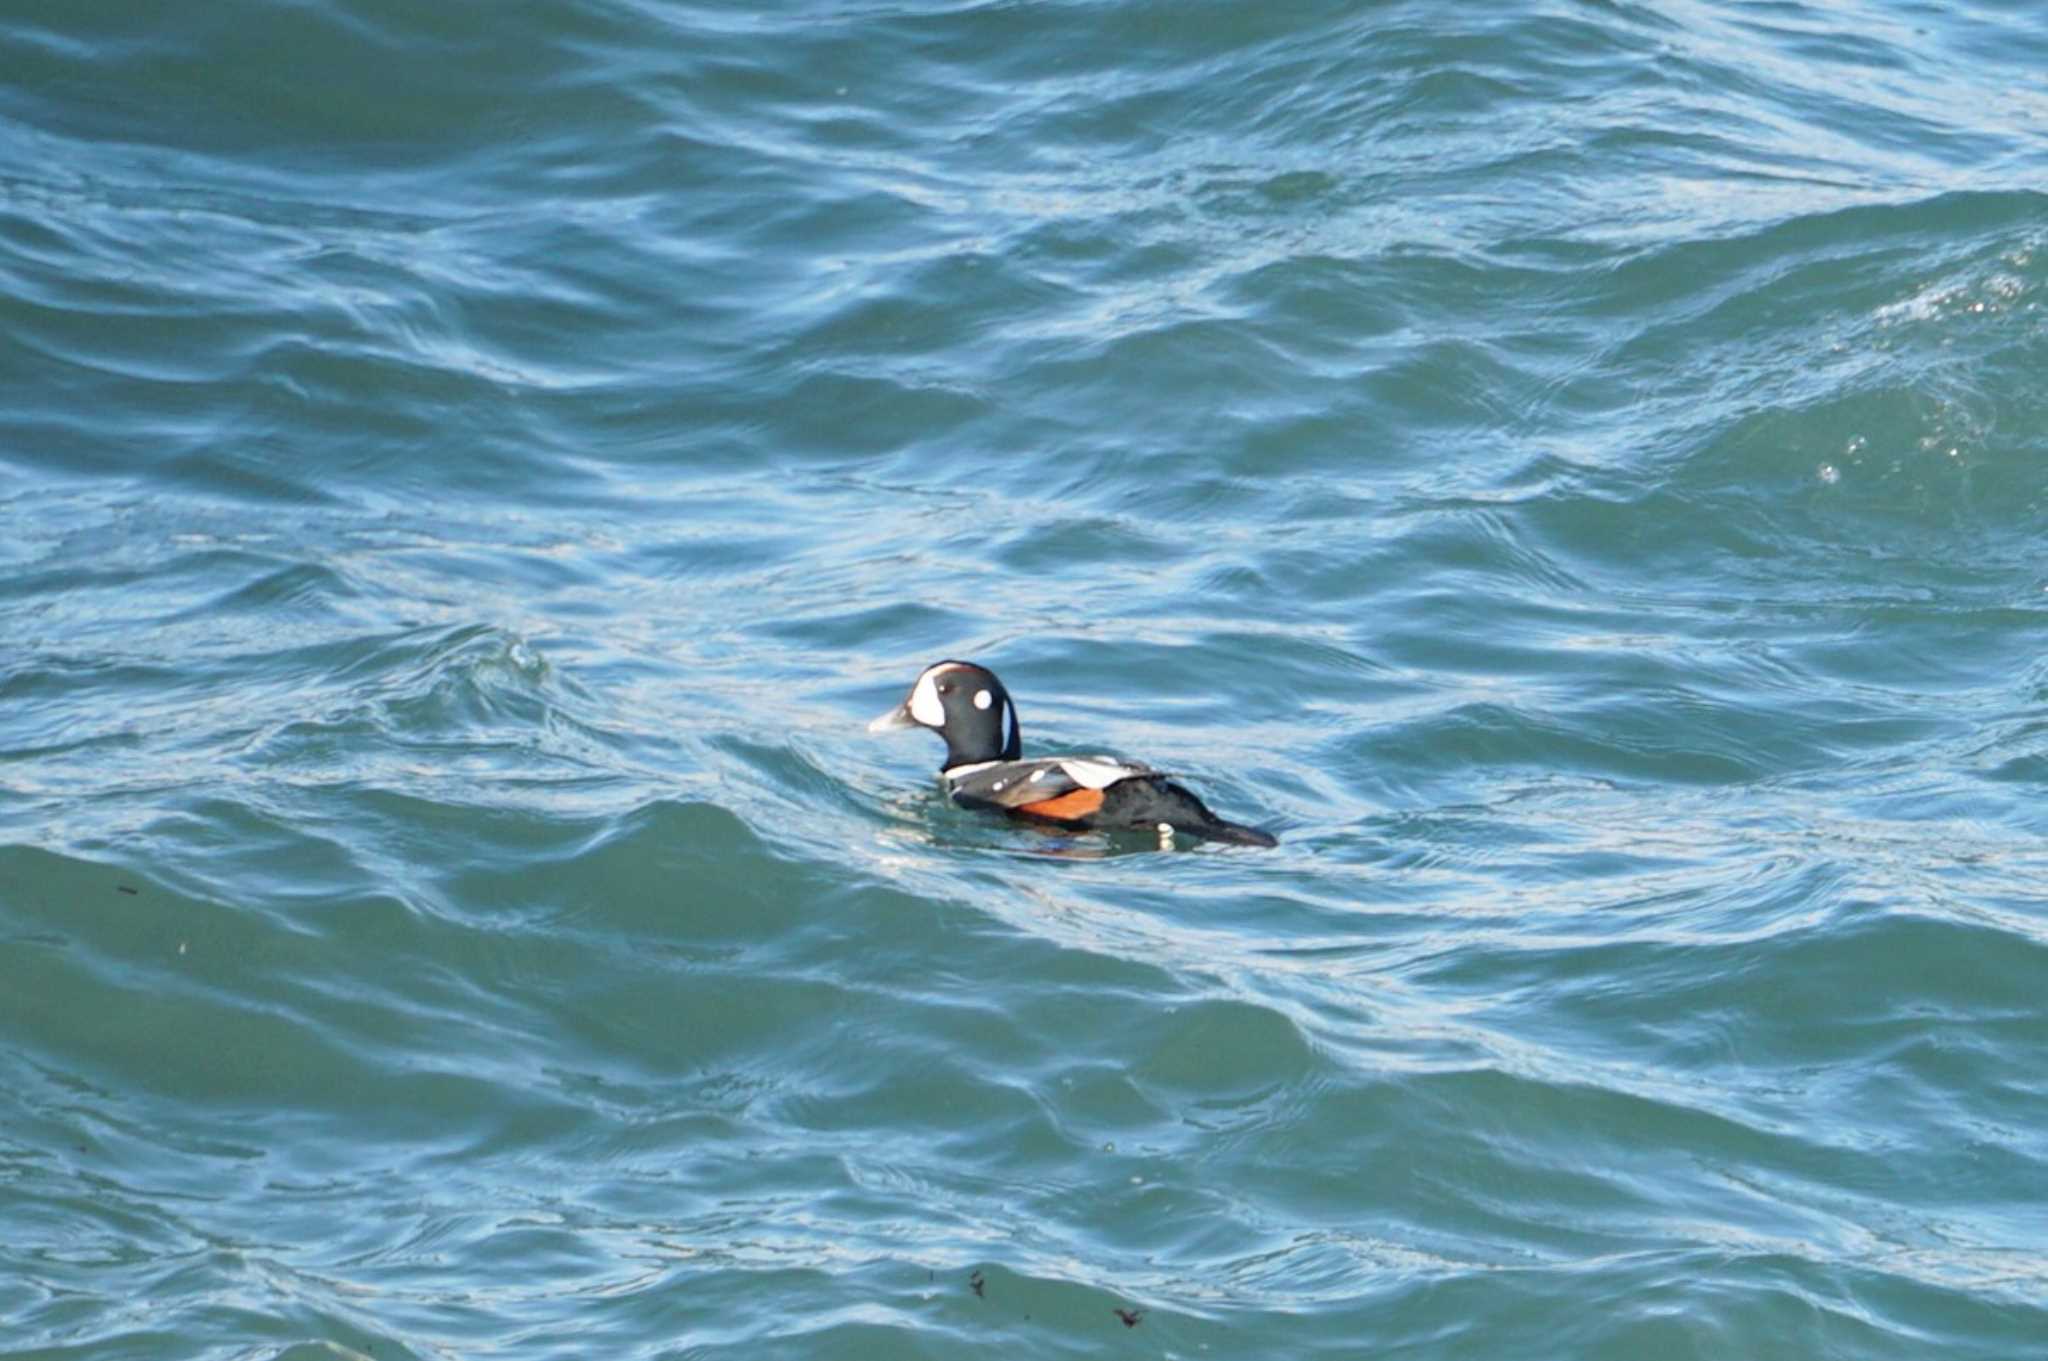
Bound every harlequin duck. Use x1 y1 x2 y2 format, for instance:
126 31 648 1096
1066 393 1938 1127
868 660 1278 848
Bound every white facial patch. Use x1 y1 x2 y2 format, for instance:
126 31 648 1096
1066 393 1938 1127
974 689 992 710
908 670 946 726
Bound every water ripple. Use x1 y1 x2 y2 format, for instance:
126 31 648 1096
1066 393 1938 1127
6 0 2048 1356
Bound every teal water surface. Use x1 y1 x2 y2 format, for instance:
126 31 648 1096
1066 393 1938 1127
4 1 2047 1357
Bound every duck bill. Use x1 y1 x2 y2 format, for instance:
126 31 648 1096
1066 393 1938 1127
867 702 918 733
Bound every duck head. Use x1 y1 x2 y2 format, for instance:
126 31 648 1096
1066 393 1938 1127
868 660 1021 769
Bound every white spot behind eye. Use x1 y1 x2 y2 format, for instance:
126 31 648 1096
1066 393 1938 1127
974 689 992 710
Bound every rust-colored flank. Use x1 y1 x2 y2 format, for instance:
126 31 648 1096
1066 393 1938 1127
1016 787 1105 819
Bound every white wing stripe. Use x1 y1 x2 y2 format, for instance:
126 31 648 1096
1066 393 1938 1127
1059 758 1137 789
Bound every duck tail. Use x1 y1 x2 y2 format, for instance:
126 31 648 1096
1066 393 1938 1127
1163 781 1278 848
1194 818 1279 848
1124 776 1279 848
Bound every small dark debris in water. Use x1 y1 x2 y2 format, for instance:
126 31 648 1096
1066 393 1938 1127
969 1269 986 1299
117 885 138 895
1114 1308 1146 1328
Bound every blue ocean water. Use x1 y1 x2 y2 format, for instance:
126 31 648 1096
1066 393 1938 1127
3 1 2046 1356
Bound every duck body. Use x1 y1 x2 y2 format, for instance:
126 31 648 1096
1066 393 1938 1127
869 660 1278 848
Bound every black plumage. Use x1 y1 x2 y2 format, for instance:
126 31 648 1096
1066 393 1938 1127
869 660 1277 848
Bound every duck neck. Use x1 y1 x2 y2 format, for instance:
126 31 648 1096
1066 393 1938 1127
941 709 1020 770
